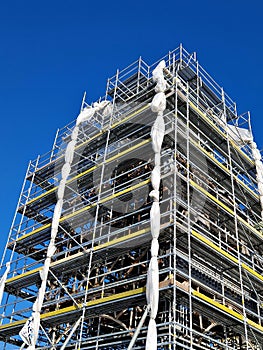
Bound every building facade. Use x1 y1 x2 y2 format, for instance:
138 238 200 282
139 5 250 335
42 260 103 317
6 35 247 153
0 45 263 349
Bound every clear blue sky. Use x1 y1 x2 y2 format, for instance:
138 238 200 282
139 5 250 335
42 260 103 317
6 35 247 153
0 0 262 259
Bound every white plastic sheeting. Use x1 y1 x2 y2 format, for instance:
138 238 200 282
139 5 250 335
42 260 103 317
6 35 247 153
151 166 161 190
20 100 112 348
22 124 79 348
0 262 10 305
151 115 165 154
76 100 112 126
19 317 34 347
251 141 263 220
146 318 157 350
145 60 166 349
151 92 166 113
227 124 253 145
146 257 159 319
149 189 159 202
152 60 166 93
150 203 160 239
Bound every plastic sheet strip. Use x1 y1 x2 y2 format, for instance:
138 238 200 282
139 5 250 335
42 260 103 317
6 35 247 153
145 60 166 349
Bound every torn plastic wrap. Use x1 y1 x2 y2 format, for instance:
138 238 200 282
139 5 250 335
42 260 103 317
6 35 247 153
65 140 76 164
151 92 166 113
146 257 159 319
149 189 159 202
152 60 166 93
151 238 159 257
61 163 71 180
251 141 263 219
151 166 161 190
228 125 253 145
19 124 82 348
150 203 160 239
151 115 165 154
0 262 10 305
146 318 157 350
19 316 34 347
145 60 166 349
76 100 112 126
57 179 67 200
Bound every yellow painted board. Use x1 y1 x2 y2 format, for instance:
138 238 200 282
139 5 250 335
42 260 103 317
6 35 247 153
0 287 146 330
16 178 151 243
25 138 150 207
192 290 244 321
191 229 238 264
189 102 254 166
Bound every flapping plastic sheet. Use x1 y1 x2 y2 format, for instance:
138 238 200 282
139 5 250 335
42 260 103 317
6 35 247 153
61 163 71 180
57 179 66 200
51 227 58 240
252 148 262 161
258 182 263 194
151 165 161 190
65 140 76 164
146 257 159 319
228 125 253 145
151 115 165 154
0 262 10 305
151 238 159 257
71 126 79 141
151 92 166 113
152 60 166 93
52 199 63 226
155 153 161 167
47 245 56 259
19 316 34 346
76 107 95 126
146 318 157 350
255 160 263 168
150 202 160 239
256 173 263 183
149 189 159 202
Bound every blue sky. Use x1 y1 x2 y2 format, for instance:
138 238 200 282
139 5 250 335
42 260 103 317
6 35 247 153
0 0 262 259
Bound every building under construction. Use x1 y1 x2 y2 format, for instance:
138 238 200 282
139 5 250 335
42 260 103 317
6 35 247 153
0 45 263 349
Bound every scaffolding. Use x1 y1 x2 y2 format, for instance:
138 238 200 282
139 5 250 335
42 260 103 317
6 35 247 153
0 44 263 349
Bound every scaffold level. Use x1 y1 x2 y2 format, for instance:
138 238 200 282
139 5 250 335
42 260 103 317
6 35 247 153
1 44 263 349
